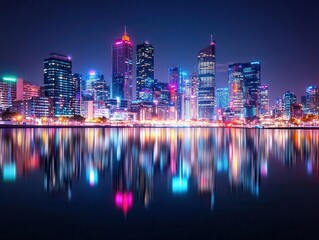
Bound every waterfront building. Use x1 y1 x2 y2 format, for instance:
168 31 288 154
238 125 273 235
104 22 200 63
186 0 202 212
44 53 74 117
136 41 154 102
73 73 82 116
197 37 216 119
305 86 319 114
12 96 53 117
228 64 244 118
0 76 17 111
154 81 170 106
283 91 297 119
259 85 269 116
243 62 261 115
16 78 40 101
112 28 133 102
228 62 261 118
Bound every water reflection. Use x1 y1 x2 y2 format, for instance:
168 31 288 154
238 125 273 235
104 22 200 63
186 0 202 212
0 128 319 213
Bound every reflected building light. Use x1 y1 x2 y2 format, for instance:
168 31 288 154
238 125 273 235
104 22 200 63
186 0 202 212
3 163 16 181
86 167 98 186
261 161 268 177
115 191 133 215
172 176 188 194
307 161 313 175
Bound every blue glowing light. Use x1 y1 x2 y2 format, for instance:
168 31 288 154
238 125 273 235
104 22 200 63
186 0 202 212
3 163 16 181
86 168 98 186
172 177 188 193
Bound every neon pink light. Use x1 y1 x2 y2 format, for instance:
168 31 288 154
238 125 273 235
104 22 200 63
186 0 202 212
115 41 123 45
115 191 133 214
89 71 96 76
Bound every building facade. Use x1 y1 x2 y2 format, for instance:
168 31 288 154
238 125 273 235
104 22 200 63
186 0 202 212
44 53 74 117
0 76 17 111
283 91 297 119
112 29 133 102
136 41 154 102
197 39 216 119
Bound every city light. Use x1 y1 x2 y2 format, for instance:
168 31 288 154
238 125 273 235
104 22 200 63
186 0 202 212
2 76 16 82
3 163 16 181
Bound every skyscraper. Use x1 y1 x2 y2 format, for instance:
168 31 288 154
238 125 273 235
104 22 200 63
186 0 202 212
305 86 319 114
228 62 261 118
82 71 108 101
228 64 244 118
73 73 82 115
283 90 297 119
242 62 261 114
44 53 74 117
259 85 269 116
198 37 216 119
112 28 133 102
136 41 154 102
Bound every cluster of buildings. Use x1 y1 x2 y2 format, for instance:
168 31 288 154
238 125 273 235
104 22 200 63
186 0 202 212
1 29 319 123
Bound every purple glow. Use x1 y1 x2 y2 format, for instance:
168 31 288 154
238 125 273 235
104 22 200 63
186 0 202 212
89 71 96 76
115 41 123 45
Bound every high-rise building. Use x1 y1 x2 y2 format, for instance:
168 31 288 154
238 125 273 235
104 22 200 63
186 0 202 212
0 76 17 111
305 86 319 114
136 41 154 102
44 53 74 117
242 62 261 114
154 81 170 106
259 85 269 116
283 90 297 119
182 74 198 120
168 67 181 92
82 71 108 101
112 28 133 102
228 64 244 118
198 38 216 119
73 73 82 115
228 62 261 118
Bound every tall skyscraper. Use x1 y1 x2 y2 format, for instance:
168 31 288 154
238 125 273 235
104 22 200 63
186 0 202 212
198 37 216 119
283 90 297 119
259 85 269 116
136 41 154 102
242 62 261 113
73 73 82 115
305 86 319 114
44 53 74 117
228 64 244 118
228 62 261 118
112 28 133 102
168 67 181 92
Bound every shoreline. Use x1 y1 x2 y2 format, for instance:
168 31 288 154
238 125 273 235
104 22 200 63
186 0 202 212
0 124 319 130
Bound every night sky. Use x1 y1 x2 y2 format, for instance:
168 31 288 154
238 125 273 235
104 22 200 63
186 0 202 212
1 0 319 104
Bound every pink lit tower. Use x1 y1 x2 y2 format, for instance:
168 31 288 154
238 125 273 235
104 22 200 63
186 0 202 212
112 26 133 103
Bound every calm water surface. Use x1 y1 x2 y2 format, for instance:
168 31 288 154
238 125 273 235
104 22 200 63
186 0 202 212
0 127 319 239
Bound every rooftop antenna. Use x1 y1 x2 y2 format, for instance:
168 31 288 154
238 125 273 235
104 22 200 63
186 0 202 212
210 34 214 45
124 25 127 35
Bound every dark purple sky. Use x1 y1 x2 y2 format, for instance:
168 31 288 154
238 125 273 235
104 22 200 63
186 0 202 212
1 0 319 104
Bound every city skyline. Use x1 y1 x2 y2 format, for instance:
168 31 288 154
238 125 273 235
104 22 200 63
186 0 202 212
1 0 319 105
